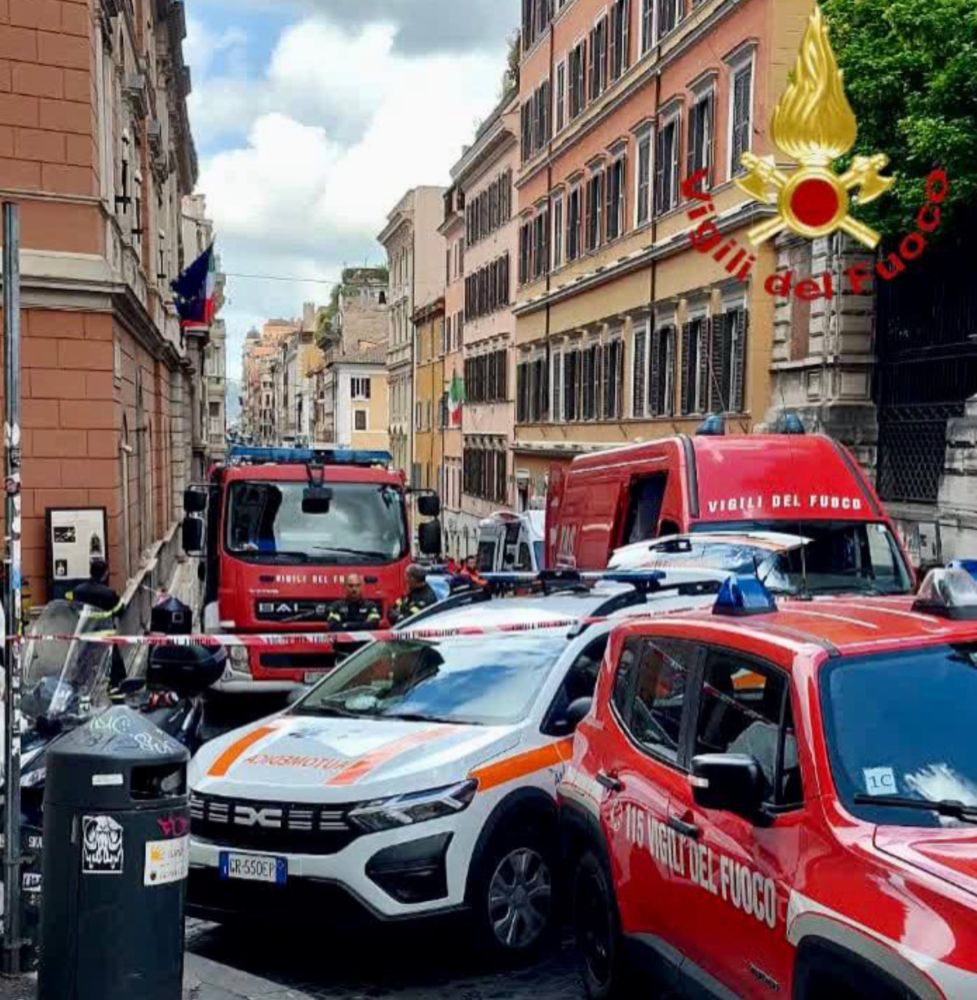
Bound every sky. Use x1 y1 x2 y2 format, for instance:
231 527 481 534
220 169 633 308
184 0 520 380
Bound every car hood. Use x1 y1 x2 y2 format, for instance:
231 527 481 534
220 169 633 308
189 714 521 804
875 827 977 898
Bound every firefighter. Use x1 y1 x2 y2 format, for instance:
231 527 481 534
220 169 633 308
389 564 440 624
327 573 382 631
458 555 488 589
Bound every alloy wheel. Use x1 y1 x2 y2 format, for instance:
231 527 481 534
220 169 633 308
487 846 553 950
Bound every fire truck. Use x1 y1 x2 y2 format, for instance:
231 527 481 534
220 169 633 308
182 446 441 692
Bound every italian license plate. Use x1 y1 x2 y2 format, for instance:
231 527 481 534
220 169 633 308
219 852 287 885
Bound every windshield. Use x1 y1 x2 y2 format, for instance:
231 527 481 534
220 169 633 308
691 520 912 595
533 541 545 570
293 633 567 726
821 645 977 827
225 481 408 565
21 601 114 722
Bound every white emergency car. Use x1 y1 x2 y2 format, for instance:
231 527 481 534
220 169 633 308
187 572 717 959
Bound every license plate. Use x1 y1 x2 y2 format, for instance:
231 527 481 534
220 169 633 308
218 852 287 885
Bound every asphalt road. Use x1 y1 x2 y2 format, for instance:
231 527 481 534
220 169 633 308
186 919 587 999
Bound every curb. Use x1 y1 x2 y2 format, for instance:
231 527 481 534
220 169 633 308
185 953 316 999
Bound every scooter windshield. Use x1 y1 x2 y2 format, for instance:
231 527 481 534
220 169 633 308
21 600 114 723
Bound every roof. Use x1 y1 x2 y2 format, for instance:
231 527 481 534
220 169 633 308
622 596 977 663
334 343 387 366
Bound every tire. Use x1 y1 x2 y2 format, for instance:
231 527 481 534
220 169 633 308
572 851 634 1000
793 947 918 1000
469 820 558 964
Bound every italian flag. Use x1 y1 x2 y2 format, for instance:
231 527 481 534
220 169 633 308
448 370 465 427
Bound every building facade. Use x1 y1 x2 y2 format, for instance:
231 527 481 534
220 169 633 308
378 186 445 480
0 0 209 607
412 298 446 499
512 0 810 498
453 91 521 554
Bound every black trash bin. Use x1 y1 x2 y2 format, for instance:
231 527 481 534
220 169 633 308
39 707 190 1000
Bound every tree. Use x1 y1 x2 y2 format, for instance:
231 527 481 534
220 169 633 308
821 0 977 242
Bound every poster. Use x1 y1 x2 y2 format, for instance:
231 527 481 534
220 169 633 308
46 507 107 598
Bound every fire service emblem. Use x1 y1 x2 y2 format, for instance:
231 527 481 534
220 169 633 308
736 7 894 249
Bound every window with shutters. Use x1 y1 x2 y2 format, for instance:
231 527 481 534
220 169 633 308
533 209 549 279
606 156 625 241
729 58 754 177
552 349 563 422
649 325 675 417
713 307 749 412
552 194 564 269
680 316 711 416
555 61 567 133
516 362 529 423
567 186 582 261
632 325 648 417
569 41 587 119
654 115 680 214
603 339 625 419
518 223 532 285
468 349 510 403
610 0 630 81
589 17 609 101
641 0 654 53
687 90 715 188
564 348 580 421
582 343 601 420
586 170 604 251
657 0 680 37
635 129 652 226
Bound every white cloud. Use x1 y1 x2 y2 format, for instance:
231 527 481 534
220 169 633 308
194 16 508 378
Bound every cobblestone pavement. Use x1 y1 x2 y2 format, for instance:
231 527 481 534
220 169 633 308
186 920 587 1000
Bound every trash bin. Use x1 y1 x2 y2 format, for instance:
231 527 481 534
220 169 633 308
38 706 190 1000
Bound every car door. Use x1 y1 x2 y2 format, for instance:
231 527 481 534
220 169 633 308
667 648 805 997
591 635 703 960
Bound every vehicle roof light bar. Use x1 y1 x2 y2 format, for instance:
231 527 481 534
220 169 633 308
712 575 778 617
912 567 977 621
228 446 393 468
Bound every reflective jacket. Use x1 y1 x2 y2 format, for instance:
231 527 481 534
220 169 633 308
327 599 382 631
389 584 439 624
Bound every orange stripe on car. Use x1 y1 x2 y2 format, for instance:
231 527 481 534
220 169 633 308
470 738 575 792
208 724 279 777
326 725 457 787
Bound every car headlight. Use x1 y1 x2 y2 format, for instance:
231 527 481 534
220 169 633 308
348 780 477 833
229 646 249 667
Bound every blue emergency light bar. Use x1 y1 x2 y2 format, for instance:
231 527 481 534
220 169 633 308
949 560 977 584
228 446 393 468
712 575 777 617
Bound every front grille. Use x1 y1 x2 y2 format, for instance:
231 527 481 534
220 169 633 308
258 652 338 670
191 792 360 855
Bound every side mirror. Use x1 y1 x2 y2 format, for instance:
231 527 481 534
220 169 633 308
562 696 593 733
417 494 442 518
418 520 442 557
184 488 207 514
182 517 204 556
690 754 765 820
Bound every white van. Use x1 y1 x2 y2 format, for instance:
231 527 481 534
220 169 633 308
476 511 545 573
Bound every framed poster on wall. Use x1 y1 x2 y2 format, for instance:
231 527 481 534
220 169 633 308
45 507 108 600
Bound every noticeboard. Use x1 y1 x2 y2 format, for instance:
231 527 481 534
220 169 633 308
45 507 108 599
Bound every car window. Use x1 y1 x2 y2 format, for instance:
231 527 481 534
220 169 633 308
543 635 608 734
515 542 534 571
622 474 667 545
695 652 802 807
614 638 696 764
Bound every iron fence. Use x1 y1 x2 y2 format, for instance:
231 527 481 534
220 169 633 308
876 402 964 504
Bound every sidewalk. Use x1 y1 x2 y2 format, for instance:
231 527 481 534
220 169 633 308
0 952 315 999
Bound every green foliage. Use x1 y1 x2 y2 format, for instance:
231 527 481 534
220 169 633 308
821 0 977 241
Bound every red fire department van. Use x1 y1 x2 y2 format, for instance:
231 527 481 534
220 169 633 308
182 446 440 692
560 566 977 1000
546 431 915 596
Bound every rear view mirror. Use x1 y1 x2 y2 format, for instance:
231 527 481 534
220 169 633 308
302 485 334 515
182 517 204 556
690 754 766 820
417 494 442 518
147 644 226 699
184 488 207 514
418 520 442 557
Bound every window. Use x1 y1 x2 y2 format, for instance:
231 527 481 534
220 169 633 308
533 208 549 279
610 0 630 81
555 60 567 133
551 349 563 422
522 81 552 162
632 324 647 417
657 0 680 38
464 446 508 503
465 350 509 404
467 254 511 316
589 16 608 101
351 377 371 400
605 156 625 241
586 169 604 251
613 637 697 763
635 129 652 226
552 193 564 268
729 57 754 177
687 90 715 187
710 307 748 412
681 316 710 416
522 0 553 51
563 346 580 421
567 186 582 261
516 357 549 423
649 324 675 416
695 653 801 806
654 114 680 214
544 636 610 736
622 474 667 545
602 338 625 419
467 169 513 247
354 410 367 431
569 41 587 119
641 0 654 53
519 221 532 284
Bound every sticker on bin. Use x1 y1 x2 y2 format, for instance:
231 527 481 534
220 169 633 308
219 851 287 885
144 835 190 886
82 816 124 875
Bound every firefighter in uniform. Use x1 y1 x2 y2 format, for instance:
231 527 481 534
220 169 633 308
389 564 440 624
327 574 382 631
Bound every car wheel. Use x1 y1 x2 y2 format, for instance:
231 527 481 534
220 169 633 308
472 825 556 963
573 850 632 1000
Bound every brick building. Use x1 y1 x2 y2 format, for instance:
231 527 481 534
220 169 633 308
0 0 206 607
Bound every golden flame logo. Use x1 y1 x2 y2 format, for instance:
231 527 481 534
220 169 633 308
736 7 894 249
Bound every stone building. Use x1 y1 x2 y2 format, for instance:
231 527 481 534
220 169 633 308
0 0 209 608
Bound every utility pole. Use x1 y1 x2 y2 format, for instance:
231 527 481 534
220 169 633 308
1 201 23 975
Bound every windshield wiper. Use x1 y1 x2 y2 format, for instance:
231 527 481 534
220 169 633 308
292 704 359 719
310 547 391 561
379 712 466 726
853 794 977 823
